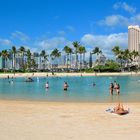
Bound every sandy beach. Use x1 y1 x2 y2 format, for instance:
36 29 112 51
0 71 140 78
0 100 140 140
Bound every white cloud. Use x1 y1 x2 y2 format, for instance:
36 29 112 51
113 2 136 14
98 15 128 27
98 13 140 27
35 37 72 53
81 33 128 58
11 31 30 42
0 38 12 46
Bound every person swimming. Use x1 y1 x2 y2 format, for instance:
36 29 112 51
45 82 49 89
93 82 96 87
64 82 68 91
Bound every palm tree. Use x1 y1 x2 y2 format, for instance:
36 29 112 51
11 46 17 72
19 46 25 70
26 49 32 71
130 50 139 68
1 50 10 70
68 47 73 69
92 47 102 65
82 46 86 68
31 59 37 70
50 48 61 71
112 46 121 56
78 46 86 70
112 46 122 64
63 45 71 71
73 41 80 69
131 50 139 60
40 50 48 70
89 52 92 68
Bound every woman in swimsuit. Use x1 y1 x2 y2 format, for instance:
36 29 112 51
109 83 114 95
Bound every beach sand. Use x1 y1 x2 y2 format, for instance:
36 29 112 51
0 100 140 140
0 71 140 78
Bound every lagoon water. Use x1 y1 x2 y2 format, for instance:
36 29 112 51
0 75 140 102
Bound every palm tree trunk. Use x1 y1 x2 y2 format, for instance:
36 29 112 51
83 53 85 69
13 54 16 72
80 54 82 71
66 54 68 72
75 53 77 69
70 53 72 69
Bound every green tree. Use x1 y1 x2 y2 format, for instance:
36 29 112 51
112 46 121 57
19 46 26 70
1 50 10 69
68 47 73 69
73 41 80 69
26 49 32 71
78 46 86 70
40 50 48 70
89 52 92 68
131 50 139 60
50 48 61 71
11 46 17 72
92 47 102 65
63 45 72 71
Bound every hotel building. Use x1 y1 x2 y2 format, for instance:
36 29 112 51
128 25 140 53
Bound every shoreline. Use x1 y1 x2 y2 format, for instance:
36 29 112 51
0 71 140 78
1 99 140 104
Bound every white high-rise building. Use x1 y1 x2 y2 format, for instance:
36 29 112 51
128 25 140 53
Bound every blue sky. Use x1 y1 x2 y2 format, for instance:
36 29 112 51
0 0 140 58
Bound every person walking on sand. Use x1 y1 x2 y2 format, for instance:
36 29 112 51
64 82 69 91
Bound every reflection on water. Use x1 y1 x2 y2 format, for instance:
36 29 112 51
0 75 140 102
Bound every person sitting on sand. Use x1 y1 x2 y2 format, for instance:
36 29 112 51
113 103 129 115
64 82 68 91
109 83 114 95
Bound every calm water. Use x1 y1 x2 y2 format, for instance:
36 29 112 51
0 75 140 102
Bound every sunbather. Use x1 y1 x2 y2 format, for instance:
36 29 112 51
113 103 129 115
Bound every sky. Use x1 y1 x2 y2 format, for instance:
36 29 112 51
0 0 140 58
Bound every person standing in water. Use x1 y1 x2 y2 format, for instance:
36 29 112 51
64 82 69 91
109 83 114 95
45 82 49 89
116 83 120 95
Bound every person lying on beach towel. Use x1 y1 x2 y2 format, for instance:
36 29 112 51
113 103 129 115
106 103 129 115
